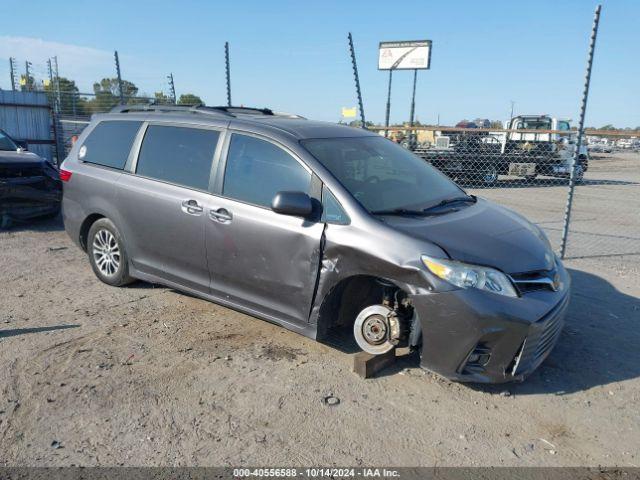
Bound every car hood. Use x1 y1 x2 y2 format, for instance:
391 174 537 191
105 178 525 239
382 198 554 274
0 150 44 167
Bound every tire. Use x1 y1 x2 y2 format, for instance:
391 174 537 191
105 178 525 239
87 218 134 287
524 174 537 182
573 164 585 183
481 165 499 186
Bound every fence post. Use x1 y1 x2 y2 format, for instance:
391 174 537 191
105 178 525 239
348 32 366 129
225 42 232 107
384 69 393 137
53 56 62 113
408 68 418 148
114 50 125 104
559 4 602 259
167 73 177 104
9 58 17 91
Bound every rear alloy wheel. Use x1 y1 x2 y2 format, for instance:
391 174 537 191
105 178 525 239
87 218 133 286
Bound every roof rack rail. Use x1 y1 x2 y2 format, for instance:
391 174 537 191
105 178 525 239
108 103 233 117
108 103 305 119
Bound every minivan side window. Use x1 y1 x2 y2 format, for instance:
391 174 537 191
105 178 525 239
223 134 311 208
81 121 141 169
136 125 220 191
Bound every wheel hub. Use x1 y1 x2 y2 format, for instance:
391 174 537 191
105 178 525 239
92 229 120 276
362 314 388 345
353 305 398 355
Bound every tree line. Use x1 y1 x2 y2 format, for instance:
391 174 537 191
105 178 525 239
19 73 203 116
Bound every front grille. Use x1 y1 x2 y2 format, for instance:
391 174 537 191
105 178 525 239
511 268 559 295
0 166 44 178
510 294 568 376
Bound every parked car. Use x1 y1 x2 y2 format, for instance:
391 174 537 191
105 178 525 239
0 128 62 227
61 105 570 383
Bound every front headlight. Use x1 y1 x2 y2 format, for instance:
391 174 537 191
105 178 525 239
421 255 518 298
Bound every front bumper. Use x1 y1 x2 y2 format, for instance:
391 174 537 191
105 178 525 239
0 175 62 220
410 266 570 383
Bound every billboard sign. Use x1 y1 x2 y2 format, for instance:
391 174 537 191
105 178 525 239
341 107 357 118
378 40 432 70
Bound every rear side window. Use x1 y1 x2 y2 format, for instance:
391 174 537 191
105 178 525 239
136 125 220 191
223 134 311 207
81 121 141 169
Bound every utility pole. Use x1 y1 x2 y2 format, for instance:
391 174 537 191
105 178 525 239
225 42 232 107
510 100 515 120
114 50 125 104
9 58 17 91
347 32 366 129
167 73 177 104
24 61 33 91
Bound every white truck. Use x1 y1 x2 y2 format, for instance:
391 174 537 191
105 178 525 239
486 115 589 182
419 115 590 186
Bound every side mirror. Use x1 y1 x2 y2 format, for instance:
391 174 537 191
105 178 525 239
14 140 28 151
271 191 313 217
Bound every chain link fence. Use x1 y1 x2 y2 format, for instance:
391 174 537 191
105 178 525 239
374 124 639 260
4 40 637 260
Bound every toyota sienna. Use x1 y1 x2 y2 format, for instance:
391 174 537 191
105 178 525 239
61 105 570 383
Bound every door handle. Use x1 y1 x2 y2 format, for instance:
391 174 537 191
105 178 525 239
209 207 233 224
181 199 204 215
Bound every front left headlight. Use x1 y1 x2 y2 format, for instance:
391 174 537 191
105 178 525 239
421 255 518 298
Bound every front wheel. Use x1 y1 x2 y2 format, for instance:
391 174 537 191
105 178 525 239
87 218 134 286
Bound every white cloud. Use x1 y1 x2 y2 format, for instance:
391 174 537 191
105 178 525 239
0 36 115 91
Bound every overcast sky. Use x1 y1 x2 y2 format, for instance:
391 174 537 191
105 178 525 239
0 0 638 127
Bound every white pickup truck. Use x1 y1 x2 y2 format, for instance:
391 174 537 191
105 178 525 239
488 115 589 181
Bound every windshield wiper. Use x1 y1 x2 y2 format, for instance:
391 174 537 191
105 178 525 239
371 208 431 217
372 196 476 217
423 195 477 213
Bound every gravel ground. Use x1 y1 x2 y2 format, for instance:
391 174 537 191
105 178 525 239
0 154 638 467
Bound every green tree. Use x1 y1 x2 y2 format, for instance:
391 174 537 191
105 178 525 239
93 78 138 98
177 93 203 106
599 124 615 130
348 120 375 128
44 77 87 116
84 78 140 113
154 91 173 105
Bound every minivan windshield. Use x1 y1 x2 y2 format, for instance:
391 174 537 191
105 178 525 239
302 136 465 213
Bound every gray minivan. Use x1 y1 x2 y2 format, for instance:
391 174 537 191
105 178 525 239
61 105 570 383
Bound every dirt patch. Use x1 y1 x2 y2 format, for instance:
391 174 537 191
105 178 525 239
1 214 639 467
258 343 305 362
